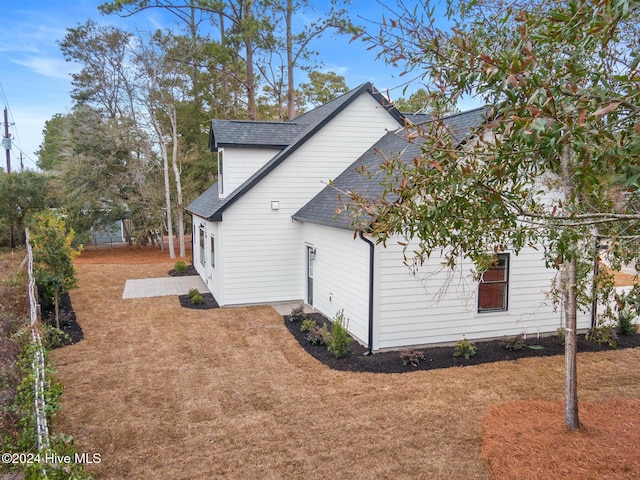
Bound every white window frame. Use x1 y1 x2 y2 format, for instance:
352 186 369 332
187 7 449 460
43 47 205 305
217 148 224 196
478 253 510 312
210 235 215 268
199 226 206 266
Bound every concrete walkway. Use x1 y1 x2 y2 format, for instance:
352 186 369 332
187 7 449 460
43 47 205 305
122 276 209 299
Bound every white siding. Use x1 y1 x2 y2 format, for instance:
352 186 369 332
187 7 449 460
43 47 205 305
302 223 370 346
219 93 400 306
192 217 224 305
375 238 592 350
221 147 279 197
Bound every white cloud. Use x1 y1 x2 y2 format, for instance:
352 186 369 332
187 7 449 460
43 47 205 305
12 57 79 80
319 64 350 76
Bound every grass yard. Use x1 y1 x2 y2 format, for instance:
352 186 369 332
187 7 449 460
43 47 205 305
51 245 640 479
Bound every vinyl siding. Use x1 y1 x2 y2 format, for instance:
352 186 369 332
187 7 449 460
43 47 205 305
192 216 224 305
301 223 370 346
222 147 279 196
375 238 592 350
219 93 400 305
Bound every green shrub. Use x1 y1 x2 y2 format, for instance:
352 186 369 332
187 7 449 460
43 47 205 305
586 324 618 348
617 307 638 336
289 304 306 322
453 338 477 359
556 327 566 345
190 293 204 305
501 334 525 351
187 288 200 299
306 323 331 345
174 260 188 273
327 310 353 359
400 348 425 367
300 318 317 332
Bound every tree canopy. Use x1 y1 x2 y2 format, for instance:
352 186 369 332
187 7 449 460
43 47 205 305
353 0 640 430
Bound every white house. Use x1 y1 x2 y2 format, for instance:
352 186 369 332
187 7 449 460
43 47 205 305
186 83 591 353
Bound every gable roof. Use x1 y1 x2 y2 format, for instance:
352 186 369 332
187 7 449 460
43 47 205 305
209 120 307 150
187 82 406 221
292 107 488 230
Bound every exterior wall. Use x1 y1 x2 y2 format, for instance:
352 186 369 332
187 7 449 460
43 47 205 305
219 93 400 306
192 215 224 305
301 223 370 346
221 147 279 197
375 238 592 350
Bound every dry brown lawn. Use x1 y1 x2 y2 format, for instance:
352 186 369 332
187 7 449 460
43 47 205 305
52 246 640 479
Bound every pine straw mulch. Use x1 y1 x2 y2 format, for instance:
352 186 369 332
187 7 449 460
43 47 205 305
75 243 191 265
49 245 640 479
483 399 640 480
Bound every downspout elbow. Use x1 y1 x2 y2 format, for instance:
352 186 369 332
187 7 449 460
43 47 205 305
359 230 375 356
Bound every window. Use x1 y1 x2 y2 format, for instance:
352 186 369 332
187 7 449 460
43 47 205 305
478 253 509 312
199 227 206 266
217 148 224 195
210 235 215 268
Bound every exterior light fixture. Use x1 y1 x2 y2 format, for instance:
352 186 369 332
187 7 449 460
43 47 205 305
271 201 280 210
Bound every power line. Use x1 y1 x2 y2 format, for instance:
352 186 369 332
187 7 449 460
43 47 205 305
0 81 38 169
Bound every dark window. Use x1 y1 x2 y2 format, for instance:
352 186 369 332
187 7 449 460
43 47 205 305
478 253 509 312
210 236 215 268
217 149 224 195
199 227 206 265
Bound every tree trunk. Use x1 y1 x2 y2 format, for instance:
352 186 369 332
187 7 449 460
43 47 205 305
560 146 580 431
244 0 258 120
286 0 295 120
564 256 580 430
169 107 186 258
161 141 176 259
54 290 60 330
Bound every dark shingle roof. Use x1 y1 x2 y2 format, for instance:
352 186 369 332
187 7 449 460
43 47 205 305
403 113 432 125
187 82 406 220
292 107 488 230
209 120 307 149
186 183 224 220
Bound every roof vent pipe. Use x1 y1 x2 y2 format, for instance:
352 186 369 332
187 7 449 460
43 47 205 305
359 230 375 356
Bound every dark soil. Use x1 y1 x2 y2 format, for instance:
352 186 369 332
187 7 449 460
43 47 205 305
284 312 640 373
168 265 198 277
40 292 84 348
178 293 219 310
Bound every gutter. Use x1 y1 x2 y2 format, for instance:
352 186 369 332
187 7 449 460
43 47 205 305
358 230 375 356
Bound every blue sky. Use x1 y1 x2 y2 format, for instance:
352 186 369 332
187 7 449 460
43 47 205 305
1 0 462 171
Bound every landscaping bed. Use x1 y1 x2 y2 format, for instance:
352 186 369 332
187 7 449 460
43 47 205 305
284 311 640 373
40 292 84 347
178 292 219 309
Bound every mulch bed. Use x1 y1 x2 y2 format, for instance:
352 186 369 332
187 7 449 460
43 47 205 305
40 293 84 348
178 293 219 310
284 312 640 373
168 265 198 277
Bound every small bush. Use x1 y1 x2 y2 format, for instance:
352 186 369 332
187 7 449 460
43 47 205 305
306 323 331 345
586 325 618 348
174 261 188 273
400 348 425 367
617 308 638 336
556 327 566 346
453 338 477 359
289 304 305 322
300 319 317 332
327 310 353 359
190 293 204 305
501 334 525 351
187 288 200 299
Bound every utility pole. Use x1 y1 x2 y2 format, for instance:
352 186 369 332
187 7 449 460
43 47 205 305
3 107 15 250
4 107 11 174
